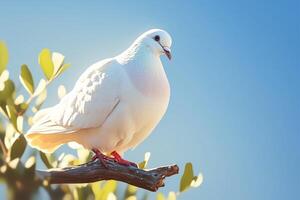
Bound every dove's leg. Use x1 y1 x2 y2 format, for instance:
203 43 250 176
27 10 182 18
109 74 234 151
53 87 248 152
111 151 138 167
92 148 112 168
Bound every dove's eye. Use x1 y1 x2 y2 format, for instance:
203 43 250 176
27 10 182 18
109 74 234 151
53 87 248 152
154 35 160 42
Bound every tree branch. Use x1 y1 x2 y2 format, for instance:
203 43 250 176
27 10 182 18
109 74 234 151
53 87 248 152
36 159 179 192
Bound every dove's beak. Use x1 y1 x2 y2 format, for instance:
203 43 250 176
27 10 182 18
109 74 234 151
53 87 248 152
163 47 172 60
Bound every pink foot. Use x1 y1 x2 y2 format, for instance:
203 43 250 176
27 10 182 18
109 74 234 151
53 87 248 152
111 151 138 168
92 148 112 168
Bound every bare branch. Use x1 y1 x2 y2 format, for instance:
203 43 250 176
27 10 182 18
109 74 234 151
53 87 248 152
36 159 179 192
0 139 7 157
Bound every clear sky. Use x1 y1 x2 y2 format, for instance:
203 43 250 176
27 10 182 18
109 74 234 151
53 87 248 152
0 0 299 199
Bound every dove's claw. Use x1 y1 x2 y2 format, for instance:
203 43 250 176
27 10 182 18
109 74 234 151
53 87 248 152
92 148 110 168
111 151 138 168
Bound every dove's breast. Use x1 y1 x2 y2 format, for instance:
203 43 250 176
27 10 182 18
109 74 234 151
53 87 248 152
119 59 170 151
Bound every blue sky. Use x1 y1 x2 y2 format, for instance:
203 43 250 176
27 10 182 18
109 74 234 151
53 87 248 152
0 0 300 199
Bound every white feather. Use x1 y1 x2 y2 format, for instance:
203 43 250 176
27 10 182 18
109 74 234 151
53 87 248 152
26 29 172 154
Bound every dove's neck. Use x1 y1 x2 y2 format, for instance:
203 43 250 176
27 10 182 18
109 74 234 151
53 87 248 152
117 43 170 99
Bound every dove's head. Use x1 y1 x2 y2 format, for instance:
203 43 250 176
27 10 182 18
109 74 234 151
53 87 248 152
137 29 172 60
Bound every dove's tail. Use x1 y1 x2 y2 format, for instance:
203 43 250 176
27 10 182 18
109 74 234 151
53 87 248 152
25 133 73 153
25 107 77 153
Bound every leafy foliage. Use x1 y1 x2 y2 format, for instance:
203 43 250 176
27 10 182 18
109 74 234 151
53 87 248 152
38 48 54 80
0 42 202 199
179 163 203 192
0 41 9 74
9 135 26 160
19 64 35 94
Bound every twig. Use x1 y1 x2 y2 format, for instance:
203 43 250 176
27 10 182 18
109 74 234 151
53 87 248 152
36 159 179 192
0 139 7 157
25 80 51 106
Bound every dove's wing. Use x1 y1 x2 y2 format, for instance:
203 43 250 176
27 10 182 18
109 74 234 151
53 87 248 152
51 58 122 129
26 58 123 152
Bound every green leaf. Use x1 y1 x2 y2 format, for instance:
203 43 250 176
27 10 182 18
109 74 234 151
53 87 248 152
0 71 15 101
15 102 28 115
91 182 102 200
91 180 117 200
7 158 20 169
138 152 151 169
24 156 36 177
25 156 36 169
156 192 165 200
52 52 65 76
39 151 52 169
124 184 138 199
167 192 176 200
0 104 8 118
19 64 34 94
39 48 54 80
57 85 66 99
16 116 23 132
0 79 15 100
0 41 9 74
4 124 16 149
179 162 194 192
14 94 24 104
34 79 47 96
6 104 17 131
57 154 77 168
102 180 117 194
191 173 203 188
77 146 91 163
9 134 27 160
55 63 70 78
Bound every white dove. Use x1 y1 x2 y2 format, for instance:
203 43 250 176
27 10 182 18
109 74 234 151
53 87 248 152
25 29 172 167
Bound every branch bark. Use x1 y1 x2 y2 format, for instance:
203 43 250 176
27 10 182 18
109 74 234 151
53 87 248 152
36 159 179 192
